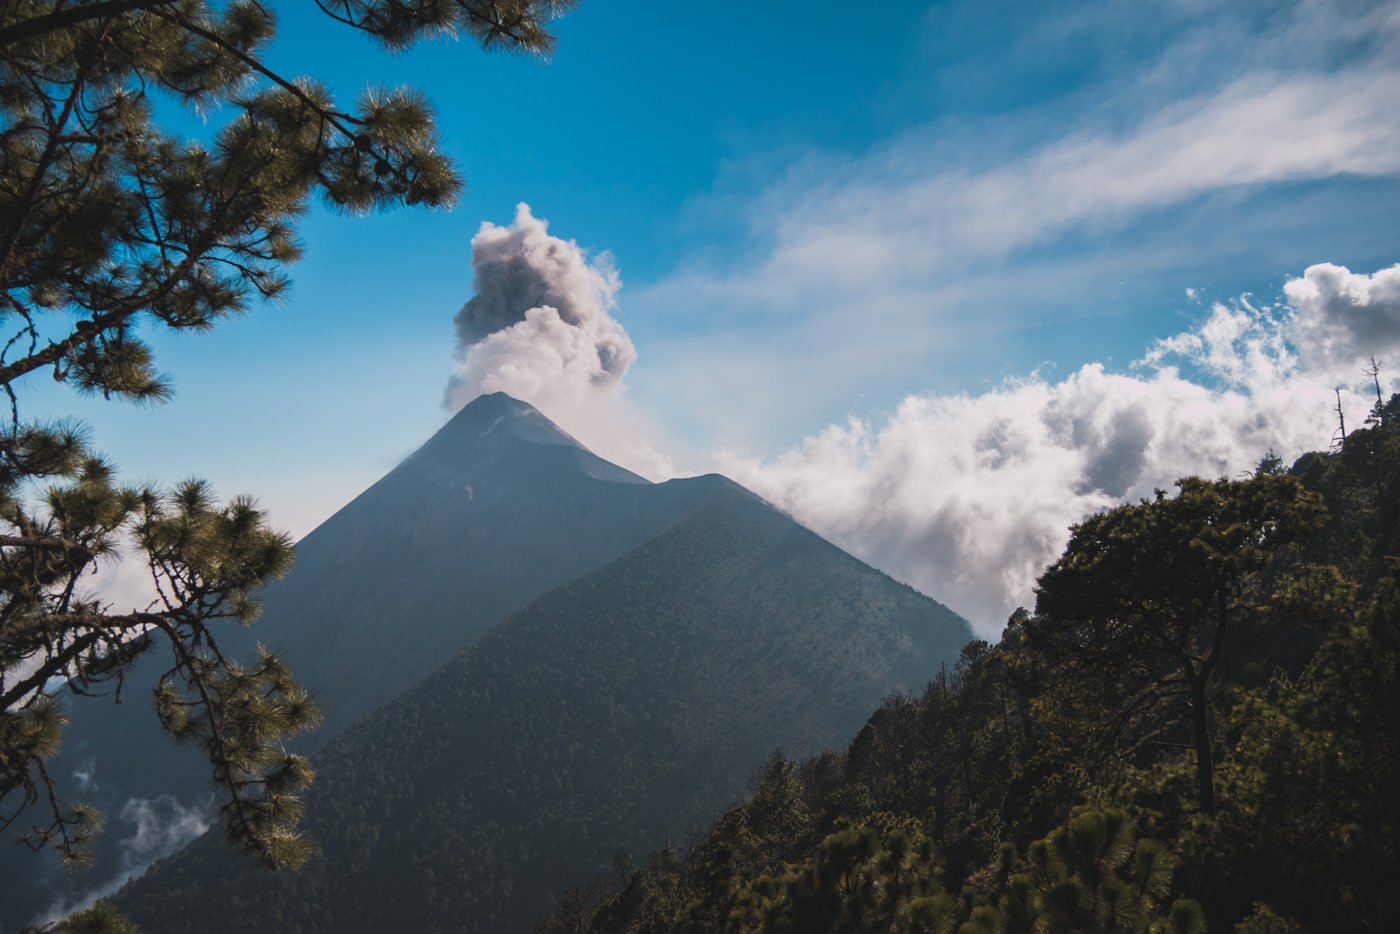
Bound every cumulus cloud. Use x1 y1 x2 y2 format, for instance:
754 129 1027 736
639 4 1400 635
1286 262 1400 381
444 204 672 478
720 262 1396 639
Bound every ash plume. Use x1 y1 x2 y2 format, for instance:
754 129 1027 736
445 203 636 413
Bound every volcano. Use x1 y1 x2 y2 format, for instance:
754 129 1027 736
7 394 972 932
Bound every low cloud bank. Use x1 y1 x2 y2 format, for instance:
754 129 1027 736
721 262 1400 639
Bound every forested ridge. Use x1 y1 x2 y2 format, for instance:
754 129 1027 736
536 396 1400 934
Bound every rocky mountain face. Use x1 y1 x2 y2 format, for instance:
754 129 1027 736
4 394 972 931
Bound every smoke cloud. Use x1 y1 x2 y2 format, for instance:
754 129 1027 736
720 262 1397 639
444 204 671 477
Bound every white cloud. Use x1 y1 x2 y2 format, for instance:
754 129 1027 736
722 68 1400 306
459 304 625 405
627 5 1400 635
116 795 210 869
631 9 1400 452
637 0 1400 348
1285 261 1400 381
720 263 1393 639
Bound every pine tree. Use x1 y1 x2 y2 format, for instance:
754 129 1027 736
51 898 143 934
1011 475 1327 814
1 0 575 870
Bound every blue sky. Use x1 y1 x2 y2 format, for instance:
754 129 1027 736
25 0 1400 636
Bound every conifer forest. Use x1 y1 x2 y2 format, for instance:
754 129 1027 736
532 398 1400 934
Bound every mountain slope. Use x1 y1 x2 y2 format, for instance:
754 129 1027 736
3 394 723 930
115 476 972 933
226 391 696 740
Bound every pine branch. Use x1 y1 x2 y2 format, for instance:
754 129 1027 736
0 0 181 48
0 533 93 560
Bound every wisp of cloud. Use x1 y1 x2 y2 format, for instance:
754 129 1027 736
35 794 211 927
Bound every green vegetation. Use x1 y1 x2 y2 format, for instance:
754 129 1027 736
1 0 573 875
536 397 1400 934
50 900 142 934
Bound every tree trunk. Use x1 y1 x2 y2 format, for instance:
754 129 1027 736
1189 675 1215 814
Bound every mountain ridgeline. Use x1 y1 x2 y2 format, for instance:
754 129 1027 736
8 393 972 931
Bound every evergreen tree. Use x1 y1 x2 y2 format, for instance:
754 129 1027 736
1 0 574 870
1009 475 1326 814
51 899 143 934
1213 561 1400 931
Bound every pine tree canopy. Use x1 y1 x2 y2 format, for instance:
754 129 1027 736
1009 474 1328 815
0 0 575 872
